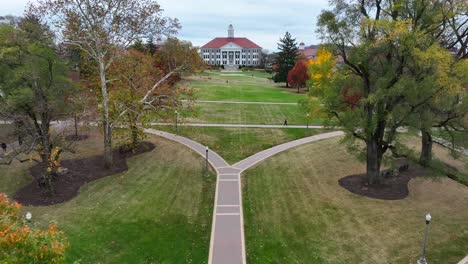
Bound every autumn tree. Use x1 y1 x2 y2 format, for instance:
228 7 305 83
29 0 181 168
274 32 299 87
0 193 68 263
0 17 75 191
409 0 468 166
109 38 204 151
315 0 463 184
287 60 309 93
108 50 160 151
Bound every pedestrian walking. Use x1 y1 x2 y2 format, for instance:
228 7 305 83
1 143 7 152
283 119 288 126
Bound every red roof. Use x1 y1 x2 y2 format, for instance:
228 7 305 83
201 37 261 49
299 48 317 58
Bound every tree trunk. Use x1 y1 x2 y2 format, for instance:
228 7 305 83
366 138 383 185
99 59 113 168
130 121 139 151
74 113 78 138
419 127 433 167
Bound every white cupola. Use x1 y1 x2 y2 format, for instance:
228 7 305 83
228 24 234 38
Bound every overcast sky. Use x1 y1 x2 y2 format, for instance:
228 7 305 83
0 0 331 51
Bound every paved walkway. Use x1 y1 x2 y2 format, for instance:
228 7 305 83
144 128 343 264
149 122 325 129
458 255 468 264
182 100 298 105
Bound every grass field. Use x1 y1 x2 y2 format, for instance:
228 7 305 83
186 102 322 125
153 126 328 164
402 135 468 185
242 137 468 263
0 132 215 263
188 73 306 103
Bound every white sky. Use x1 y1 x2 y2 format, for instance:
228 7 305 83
0 0 331 51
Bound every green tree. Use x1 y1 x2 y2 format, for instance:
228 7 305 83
408 0 468 166
130 38 145 52
29 0 181 168
146 36 158 56
315 0 460 184
0 17 75 191
274 32 299 87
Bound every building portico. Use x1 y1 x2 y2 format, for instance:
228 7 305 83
200 25 262 69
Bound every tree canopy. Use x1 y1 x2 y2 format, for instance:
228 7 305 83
274 32 299 87
313 0 467 184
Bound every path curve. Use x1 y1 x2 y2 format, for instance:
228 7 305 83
144 128 344 264
233 131 344 172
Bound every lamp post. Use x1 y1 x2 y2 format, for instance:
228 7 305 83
205 146 209 175
417 213 432 264
306 113 310 129
25 212 32 223
175 111 179 132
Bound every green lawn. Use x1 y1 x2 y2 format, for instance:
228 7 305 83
188 73 306 102
243 137 468 263
402 135 468 185
153 126 328 164
1 133 215 263
185 102 322 125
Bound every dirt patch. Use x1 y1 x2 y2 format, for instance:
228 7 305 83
338 165 430 200
14 141 155 206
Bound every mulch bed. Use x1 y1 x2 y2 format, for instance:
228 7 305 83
14 141 155 206
338 164 429 200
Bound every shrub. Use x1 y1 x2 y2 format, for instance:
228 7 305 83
0 193 68 263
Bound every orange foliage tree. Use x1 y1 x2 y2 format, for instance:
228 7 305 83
0 193 68 263
287 60 309 93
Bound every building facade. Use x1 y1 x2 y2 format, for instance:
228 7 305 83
200 25 262 69
298 42 318 60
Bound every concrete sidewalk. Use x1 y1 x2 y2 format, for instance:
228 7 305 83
150 122 325 129
145 128 344 264
458 255 468 264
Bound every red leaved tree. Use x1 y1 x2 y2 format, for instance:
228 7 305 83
287 60 309 93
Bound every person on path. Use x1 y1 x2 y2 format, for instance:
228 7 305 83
1 143 7 152
283 119 288 126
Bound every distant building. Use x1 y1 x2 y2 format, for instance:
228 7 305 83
298 42 344 64
200 24 262 69
298 42 318 60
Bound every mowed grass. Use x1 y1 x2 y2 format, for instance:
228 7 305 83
153 126 328 164
1 132 215 263
243 137 468 263
188 73 306 102
402 135 468 185
187 103 322 125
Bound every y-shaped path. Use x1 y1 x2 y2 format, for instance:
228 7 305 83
144 128 344 264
